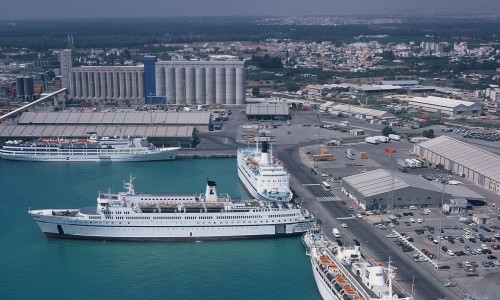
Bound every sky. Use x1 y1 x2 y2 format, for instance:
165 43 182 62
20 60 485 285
1 0 500 20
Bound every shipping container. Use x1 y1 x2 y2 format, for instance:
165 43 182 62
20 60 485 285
405 158 417 168
388 134 401 141
374 135 390 143
397 159 408 172
384 147 396 154
359 152 368 159
365 137 379 144
411 159 422 168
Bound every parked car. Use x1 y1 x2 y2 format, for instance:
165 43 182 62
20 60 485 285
447 250 455 256
444 282 456 287
442 246 448 252
487 255 497 260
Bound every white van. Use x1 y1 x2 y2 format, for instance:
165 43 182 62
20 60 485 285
409 206 417 210
332 228 341 238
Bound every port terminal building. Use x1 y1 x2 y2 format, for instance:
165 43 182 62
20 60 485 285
60 50 246 105
414 136 500 195
245 103 289 121
0 111 211 147
341 169 452 211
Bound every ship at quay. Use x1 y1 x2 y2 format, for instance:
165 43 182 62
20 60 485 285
237 137 293 202
0 132 179 162
305 230 413 300
28 177 314 241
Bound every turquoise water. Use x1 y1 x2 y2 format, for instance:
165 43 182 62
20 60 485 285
0 158 319 300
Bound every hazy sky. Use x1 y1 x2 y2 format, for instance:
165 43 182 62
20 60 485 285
2 0 500 20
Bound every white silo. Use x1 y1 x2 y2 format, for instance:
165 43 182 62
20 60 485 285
185 67 196 104
205 67 216 105
165 67 176 104
215 68 226 104
236 67 246 104
175 67 186 104
225 67 236 105
195 67 206 104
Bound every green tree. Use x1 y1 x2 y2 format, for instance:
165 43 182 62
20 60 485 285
423 129 435 138
285 82 300 93
381 126 395 136
252 87 260 96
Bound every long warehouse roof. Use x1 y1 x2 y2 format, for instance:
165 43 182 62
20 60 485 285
416 136 500 182
408 96 477 108
17 111 211 125
343 169 444 198
246 103 289 115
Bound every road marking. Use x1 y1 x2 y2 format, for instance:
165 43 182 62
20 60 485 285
303 183 320 186
316 196 341 202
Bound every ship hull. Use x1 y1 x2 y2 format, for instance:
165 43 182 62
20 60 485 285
32 218 309 241
0 148 178 162
311 264 340 300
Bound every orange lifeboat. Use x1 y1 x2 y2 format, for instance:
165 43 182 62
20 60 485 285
335 275 347 285
343 285 358 296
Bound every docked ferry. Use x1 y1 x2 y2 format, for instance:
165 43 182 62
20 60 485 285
307 231 413 300
237 137 293 202
28 177 313 241
0 133 179 162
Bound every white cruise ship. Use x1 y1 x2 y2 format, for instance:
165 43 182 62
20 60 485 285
307 231 413 300
0 133 179 162
237 137 293 202
28 177 313 241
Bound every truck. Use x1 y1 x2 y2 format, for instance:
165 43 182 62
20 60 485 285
365 137 380 145
389 134 401 141
405 158 417 168
346 148 354 160
375 136 390 143
411 159 422 168
332 228 341 238
397 159 408 173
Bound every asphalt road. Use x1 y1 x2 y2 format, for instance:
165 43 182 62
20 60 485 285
275 142 458 300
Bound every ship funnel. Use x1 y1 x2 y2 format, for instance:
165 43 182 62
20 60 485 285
205 180 218 202
259 142 270 166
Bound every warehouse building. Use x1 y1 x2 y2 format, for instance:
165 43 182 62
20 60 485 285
245 103 289 121
407 96 482 117
414 136 500 195
341 169 452 211
328 104 395 121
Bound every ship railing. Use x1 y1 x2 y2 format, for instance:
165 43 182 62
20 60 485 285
325 248 373 300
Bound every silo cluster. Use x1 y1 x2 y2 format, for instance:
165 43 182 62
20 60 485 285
16 76 34 101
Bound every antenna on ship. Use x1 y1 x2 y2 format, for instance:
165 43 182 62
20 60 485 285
387 257 393 300
124 173 136 195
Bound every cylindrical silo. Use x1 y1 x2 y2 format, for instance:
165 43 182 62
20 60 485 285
205 67 215 105
23 77 34 101
113 72 120 99
106 72 113 99
155 65 165 97
100 71 106 99
82 72 89 99
175 67 186 105
74 72 81 99
215 68 226 104
236 67 246 104
93 72 101 99
195 67 206 104
119 71 126 99
185 67 196 105
165 67 176 104
225 67 236 105
16 77 24 101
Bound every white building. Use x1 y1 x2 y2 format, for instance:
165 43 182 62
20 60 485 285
407 96 482 117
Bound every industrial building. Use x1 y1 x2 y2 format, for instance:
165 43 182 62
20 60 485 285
60 50 246 105
414 136 500 195
341 169 452 211
373 80 420 86
0 110 213 147
245 103 289 120
328 104 395 121
407 96 482 117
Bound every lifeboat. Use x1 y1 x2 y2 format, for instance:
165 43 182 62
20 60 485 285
335 275 347 285
343 285 358 296
320 256 331 264
327 263 339 271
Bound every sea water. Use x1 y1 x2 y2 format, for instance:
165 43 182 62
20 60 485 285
0 158 319 300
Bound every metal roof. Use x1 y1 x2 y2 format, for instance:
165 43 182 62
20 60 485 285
343 169 444 198
429 182 485 200
17 111 211 125
245 103 289 115
330 104 394 118
416 136 500 182
408 96 478 108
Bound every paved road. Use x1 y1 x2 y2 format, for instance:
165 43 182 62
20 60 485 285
275 143 458 300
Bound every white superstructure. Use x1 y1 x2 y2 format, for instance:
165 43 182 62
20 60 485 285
28 177 313 241
237 138 293 202
308 231 412 300
0 133 179 162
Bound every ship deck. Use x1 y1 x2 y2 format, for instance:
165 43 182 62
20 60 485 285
79 206 99 215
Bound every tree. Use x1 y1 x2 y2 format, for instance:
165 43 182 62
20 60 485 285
285 82 300 93
423 129 435 138
381 126 396 136
252 87 260 96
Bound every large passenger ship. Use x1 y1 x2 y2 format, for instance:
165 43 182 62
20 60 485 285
0 133 179 162
237 137 293 201
28 177 313 241
307 231 413 300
